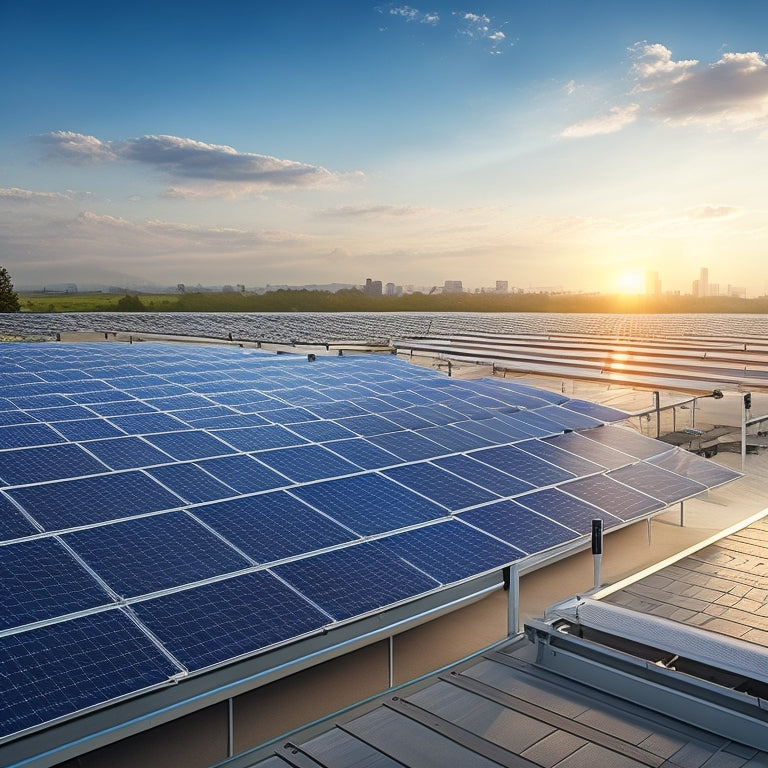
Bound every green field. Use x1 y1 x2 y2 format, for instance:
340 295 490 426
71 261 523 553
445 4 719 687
17 289 768 314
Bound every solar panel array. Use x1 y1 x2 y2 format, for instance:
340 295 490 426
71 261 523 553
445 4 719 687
0 342 741 743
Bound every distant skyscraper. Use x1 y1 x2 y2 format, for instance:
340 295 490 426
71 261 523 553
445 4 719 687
645 271 661 296
495 280 508 293
698 267 709 298
443 280 463 293
364 278 382 296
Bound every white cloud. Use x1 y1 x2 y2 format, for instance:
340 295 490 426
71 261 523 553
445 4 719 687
35 132 361 195
320 203 434 219
455 10 507 51
630 42 698 92
0 187 82 204
561 104 640 138
381 4 439 25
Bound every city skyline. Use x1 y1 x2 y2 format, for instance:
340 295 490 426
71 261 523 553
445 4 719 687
2 2 768 295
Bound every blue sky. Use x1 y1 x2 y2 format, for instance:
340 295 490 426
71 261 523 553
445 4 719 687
2 1 768 294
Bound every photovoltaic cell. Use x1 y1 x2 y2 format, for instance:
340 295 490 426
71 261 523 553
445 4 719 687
561 474 664 521
515 487 621 533
146 463 237 504
561 399 629 423
83 437 173 470
0 538 113 629
0 410 38 426
537 404 604 431
471 445 574 487
106 412 190 435
0 493 37 541
27 405 96 422
132 571 328 671
515 439 604 477
383 463 498 511
323 437 402 470
211 425 309 452
335 414 403 437
377 520 523 584
0 609 181 740
194 454 291 493
431 454 536 497
502 410 567 435
0 422 66 449
64 512 250 597
415 424 493 452
580 426 671 460
0 443 107 486
607 462 708 504
193 492 356 563
367 430 447 462
273 541 439 622
51 418 125 442
142 430 234 461
459 500 577 555
285 420 357 443
87 400 157 417
254 444 360 483
7 471 184 530
291 473 446 535
649 451 741 488
543 432 634 470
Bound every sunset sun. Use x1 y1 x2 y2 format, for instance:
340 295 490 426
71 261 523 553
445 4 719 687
614 272 645 295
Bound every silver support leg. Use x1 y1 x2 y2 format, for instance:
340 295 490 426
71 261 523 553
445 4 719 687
388 636 394 688
647 517 652 545
508 565 520 636
228 698 234 757
680 501 685 527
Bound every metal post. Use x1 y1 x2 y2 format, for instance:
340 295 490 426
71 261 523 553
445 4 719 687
680 501 685 527
507 565 520 636
647 518 652 545
742 395 747 472
228 698 234 757
653 391 660 438
388 636 394 688
591 519 603 589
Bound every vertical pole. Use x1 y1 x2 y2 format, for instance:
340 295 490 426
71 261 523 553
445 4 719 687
647 517 652 545
591 519 603 590
507 565 520 636
228 698 234 757
680 501 685 527
388 636 394 688
653 391 660 438
742 396 747 473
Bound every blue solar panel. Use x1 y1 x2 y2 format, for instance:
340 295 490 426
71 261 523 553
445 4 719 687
0 493 37 541
146 463 237 503
543 432 634 470
377 520 523 583
285 420 357 443
471 445 574 487
83 436 173 470
323 437 402 470
64 512 250 598
580 426 671 460
516 487 622 532
261 406 319 424
373 409 438 431
194 454 290 493
561 474 664 521
0 422 66 448
415 424 493 452
0 538 113 629
474 415 538 440
132 571 328 671
142 430 233 461
649 451 741 488
211 425 309 452
27 405 96 422
335 413 402 436
291 474 446 535
273 542 439 622
106 412 190 435
143 394 217 411
459 500 578 554
51 418 125 442
515 439 604 477
181 411 268 429
561 399 629 423
431 454 536 497
607 462 708 504
0 409 38 426
0 609 181 739
193 492 356 562
7 471 183 529
367 430 446 462
384 463 498 510
0 443 107 486
255 444 360 483
537 404 604 431
306 401 370 419
87 400 156 416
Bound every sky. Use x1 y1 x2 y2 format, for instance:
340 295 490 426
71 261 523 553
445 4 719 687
2 1 768 295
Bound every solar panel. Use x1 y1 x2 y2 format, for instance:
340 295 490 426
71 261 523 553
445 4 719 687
272 542 439 622
0 443 107 485
0 341 742 744
515 487 622 532
377 520 524 584
470 444 574 487
383 463 498 511
430 454 536 497
193 454 290 494
64 511 251 598
0 609 181 739
6 471 183 530
459 500 578 554
291 474 446 535
255 444 360 483
193 492 356 563
560 474 664 521
131 571 328 672
606 462 708 504
0 537 113 629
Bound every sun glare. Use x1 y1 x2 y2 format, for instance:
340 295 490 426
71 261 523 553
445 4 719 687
614 272 645 295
